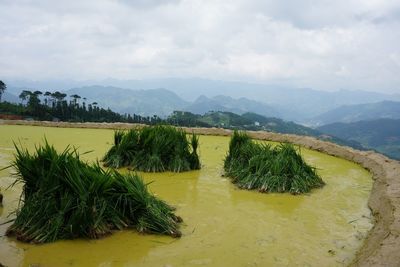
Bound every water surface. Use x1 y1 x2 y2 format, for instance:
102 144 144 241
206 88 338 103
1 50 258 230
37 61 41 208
0 125 372 266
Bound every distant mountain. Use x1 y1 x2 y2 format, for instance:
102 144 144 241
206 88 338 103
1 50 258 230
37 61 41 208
66 86 189 117
1 92 19 103
86 78 400 121
317 119 400 160
66 86 282 119
267 88 400 122
168 110 364 150
241 112 321 136
6 78 400 122
198 111 254 128
169 110 319 136
184 95 279 117
309 101 400 126
184 95 226 115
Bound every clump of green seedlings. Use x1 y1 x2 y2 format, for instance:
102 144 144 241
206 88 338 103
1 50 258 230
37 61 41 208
103 125 201 172
224 131 325 194
6 141 182 243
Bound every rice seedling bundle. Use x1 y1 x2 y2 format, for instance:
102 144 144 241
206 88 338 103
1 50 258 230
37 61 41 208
6 142 182 243
224 131 325 194
103 125 201 172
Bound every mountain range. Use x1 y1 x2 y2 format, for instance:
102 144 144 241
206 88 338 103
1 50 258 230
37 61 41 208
317 119 400 160
309 101 400 126
5 78 400 121
168 110 365 150
66 86 188 117
2 80 399 159
184 95 279 118
4 85 282 118
2 92 19 103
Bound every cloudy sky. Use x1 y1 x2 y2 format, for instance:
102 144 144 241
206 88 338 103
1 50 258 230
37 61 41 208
1 0 399 93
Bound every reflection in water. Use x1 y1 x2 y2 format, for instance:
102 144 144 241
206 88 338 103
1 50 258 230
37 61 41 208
0 125 372 267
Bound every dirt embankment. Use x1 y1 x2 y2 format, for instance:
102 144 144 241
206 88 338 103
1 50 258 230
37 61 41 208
1 120 399 266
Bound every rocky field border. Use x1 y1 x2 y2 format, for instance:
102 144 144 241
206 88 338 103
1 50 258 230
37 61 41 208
1 120 399 266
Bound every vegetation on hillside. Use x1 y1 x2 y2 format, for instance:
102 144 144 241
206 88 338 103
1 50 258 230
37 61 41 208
318 119 400 160
103 125 201 172
167 111 365 149
168 110 319 134
224 131 325 194
6 142 182 243
0 88 162 124
310 101 400 125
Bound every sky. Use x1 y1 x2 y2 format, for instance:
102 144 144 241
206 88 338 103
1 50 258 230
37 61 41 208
0 0 400 93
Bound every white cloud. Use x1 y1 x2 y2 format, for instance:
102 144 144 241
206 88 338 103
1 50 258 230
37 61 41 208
0 0 399 93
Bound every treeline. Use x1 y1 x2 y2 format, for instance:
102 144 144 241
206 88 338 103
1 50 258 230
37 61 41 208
0 90 163 124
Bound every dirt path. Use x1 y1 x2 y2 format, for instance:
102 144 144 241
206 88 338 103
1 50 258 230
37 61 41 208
1 120 399 266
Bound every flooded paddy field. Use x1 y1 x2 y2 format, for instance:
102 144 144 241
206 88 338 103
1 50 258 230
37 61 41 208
0 125 372 266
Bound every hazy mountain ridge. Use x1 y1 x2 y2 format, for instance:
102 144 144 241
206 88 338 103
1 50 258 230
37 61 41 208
184 95 279 118
309 101 400 126
168 110 364 150
169 110 320 136
4 84 191 117
65 86 283 118
2 85 282 118
317 118 400 160
5 78 400 121
241 112 320 136
2 92 19 103
66 86 189 117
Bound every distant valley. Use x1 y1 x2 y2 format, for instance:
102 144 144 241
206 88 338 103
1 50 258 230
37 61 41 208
309 101 400 126
6 78 400 122
318 119 400 160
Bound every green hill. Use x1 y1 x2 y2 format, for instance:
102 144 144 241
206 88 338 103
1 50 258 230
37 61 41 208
184 95 279 118
241 112 320 136
317 119 400 160
167 110 364 150
309 101 400 126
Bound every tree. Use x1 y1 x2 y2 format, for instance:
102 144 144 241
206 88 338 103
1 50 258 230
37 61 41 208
19 90 32 105
33 90 42 96
52 91 66 103
44 91 52 106
0 80 6 102
70 94 81 107
27 91 41 112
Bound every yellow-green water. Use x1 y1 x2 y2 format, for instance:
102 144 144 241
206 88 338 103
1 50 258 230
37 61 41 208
0 125 373 267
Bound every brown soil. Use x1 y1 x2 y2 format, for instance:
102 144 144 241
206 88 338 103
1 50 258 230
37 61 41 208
1 120 399 266
0 114 24 120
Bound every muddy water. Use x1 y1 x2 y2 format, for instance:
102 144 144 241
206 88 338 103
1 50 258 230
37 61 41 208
0 125 372 267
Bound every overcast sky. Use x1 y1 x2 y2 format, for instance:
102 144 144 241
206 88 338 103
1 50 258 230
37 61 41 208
1 0 399 93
